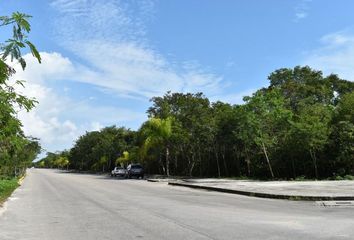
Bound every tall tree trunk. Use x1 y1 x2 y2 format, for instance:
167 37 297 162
166 147 170 176
189 153 196 177
233 146 240 176
206 149 211 176
309 149 319 179
189 161 195 177
245 150 251 177
159 153 166 175
215 149 221 178
245 153 251 177
221 145 228 176
261 141 274 178
174 155 178 173
291 156 296 179
198 144 202 177
108 158 112 172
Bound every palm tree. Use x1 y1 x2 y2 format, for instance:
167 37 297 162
141 117 173 176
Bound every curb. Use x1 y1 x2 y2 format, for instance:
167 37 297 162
18 174 26 185
168 181 354 201
146 179 159 182
146 179 172 183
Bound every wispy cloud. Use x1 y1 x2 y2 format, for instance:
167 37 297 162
294 0 312 22
51 0 151 41
303 31 354 81
49 0 225 99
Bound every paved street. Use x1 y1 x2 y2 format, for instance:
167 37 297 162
1 169 354 240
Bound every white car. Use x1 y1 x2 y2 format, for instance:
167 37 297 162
111 167 127 177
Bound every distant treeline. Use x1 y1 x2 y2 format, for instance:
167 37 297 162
36 66 354 179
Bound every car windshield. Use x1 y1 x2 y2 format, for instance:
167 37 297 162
131 165 142 169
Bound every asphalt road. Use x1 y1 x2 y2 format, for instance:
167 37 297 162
1 169 353 240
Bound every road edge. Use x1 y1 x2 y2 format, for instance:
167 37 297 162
0 173 26 209
168 181 354 201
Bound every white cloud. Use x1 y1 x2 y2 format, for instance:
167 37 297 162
49 0 225 99
303 31 354 81
210 89 256 105
10 52 74 84
90 122 103 132
294 0 312 22
16 82 79 150
10 52 146 153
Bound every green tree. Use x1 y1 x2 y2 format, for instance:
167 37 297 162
68 127 136 172
0 12 41 177
148 92 214 177
116 151 130 167
329 92 354 176
291 103 333 178
140 117 173 176
242 89 293 178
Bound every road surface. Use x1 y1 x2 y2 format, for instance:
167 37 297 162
0 169 353 240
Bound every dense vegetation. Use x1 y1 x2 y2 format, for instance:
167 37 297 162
0 12 41 178
37 66 354 179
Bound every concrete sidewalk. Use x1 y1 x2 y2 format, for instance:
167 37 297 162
166 179 354 201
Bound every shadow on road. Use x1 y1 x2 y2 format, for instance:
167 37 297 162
53 169 145 181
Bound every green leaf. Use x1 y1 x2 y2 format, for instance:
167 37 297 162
25 41 41 63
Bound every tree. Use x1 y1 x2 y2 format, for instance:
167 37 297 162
55 156 69 170
116 151 130 167
38 66 354 180
329 92 354 176
0 12 41 177
268 66 332 110
291 103 333 178
0 11 41 124
336 92 354 123
242 89 293 178
147 92 215 177
140 117 173 176
68 126 136 172
212 102 237 177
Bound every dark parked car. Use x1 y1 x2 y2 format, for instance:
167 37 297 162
127 164 144 179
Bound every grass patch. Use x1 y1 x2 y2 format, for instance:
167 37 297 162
0 178 19 205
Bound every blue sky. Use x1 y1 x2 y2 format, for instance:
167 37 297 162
1 0 353 155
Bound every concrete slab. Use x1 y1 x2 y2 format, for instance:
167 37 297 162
167 179 354 201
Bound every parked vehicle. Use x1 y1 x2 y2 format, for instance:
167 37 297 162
111 167 127 177
127 164 144 179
